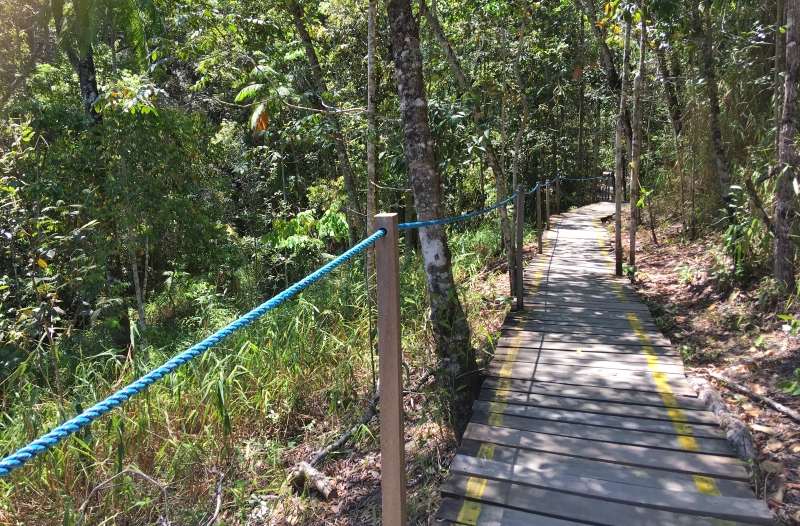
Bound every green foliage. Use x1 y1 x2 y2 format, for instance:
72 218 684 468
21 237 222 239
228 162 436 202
776 369 800 396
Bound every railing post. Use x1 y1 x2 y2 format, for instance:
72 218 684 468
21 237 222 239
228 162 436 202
516 185 525 311
536 184 542 254
545 182 551 230
374 213 407 526
555 176 561 214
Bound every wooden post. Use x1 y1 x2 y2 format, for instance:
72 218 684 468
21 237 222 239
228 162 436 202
536 183 542 254
545 182 551 230
516 185 525 311
374 213 407 526
555 176 561 214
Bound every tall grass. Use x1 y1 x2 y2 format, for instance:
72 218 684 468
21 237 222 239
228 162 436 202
0 219 506 524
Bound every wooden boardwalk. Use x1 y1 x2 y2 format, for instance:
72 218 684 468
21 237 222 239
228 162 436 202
435 203 773 526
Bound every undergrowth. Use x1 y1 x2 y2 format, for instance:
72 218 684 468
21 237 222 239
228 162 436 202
0 219 512 525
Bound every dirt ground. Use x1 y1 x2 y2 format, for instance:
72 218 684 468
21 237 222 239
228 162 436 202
608 209 800 525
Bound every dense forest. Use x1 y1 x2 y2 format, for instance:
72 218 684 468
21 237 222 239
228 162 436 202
1 0 799 523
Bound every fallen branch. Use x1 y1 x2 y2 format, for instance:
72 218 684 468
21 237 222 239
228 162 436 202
687 376 762 479
203 467 226 526
75 469 170 526
289 369 437 499
707 372 800 424
288 461 338 500
309 390 380 468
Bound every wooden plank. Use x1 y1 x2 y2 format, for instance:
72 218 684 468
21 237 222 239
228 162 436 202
450 456 771 524
493 355 685 375
472 401 724 439
494 340 678 355
498 330 673 347
501 323 662 337
459 440 748 495
472 407 692 452
522 302 650 314
374 213 407 526
480 378 705 409
441 475 744 526
465 423 748 480
507 307 655 320
483 368 696 396
477 389 717 424
506 316 663 329
485 360 688 382
494 347 684 366
436 498 580 526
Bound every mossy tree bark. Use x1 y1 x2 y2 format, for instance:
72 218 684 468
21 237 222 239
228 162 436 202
384 0 473 435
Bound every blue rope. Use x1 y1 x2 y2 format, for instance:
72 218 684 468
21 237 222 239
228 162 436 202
398 191 519 230
526 183 539 195
559 175 603 182
0 230 386 478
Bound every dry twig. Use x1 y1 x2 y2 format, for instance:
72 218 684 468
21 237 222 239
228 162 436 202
708 371 800 424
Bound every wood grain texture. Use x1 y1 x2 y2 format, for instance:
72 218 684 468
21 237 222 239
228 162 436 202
434 204 764 525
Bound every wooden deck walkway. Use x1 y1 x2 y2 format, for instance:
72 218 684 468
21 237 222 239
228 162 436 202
435 203 773 526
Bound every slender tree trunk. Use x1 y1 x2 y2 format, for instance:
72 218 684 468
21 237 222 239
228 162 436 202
655 43 683 136
592 99 601 201
573 0 633 147
577 17 585 179
615 21 631 277
692 0 733 214
420 2 515 297
776 0 786 153
366 0 378 284
775 0 799 291
66 46 102 125
512 3 531 191
288 1 363 238
385 0 473 435
630 18 646 267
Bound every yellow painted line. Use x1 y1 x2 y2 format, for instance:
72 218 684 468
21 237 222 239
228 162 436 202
456 476 488 525
626 311 725 498
476 443 496 459
456 242 548 523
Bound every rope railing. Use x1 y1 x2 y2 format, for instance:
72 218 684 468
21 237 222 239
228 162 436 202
398 191 519 230
2 169 602 484
559 175 604 182
0 184 531 478
0 230 387 478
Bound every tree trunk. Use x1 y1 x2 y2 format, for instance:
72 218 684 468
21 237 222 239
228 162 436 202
577 17 585 179
288 1 363 239
512 3 530 191
592 99 601 201
66 46 102 125
655 43 683 136
775 0 799 291
365 0 378 284
655 43 687 227
615 20 631 277
573 0 633 147
630 18 647 267
692 0 733 214
385 0 473 435
776 0 786 153
420 2 515 298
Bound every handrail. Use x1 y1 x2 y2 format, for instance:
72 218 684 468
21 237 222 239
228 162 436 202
398 191 519 230
2 170 603 480
0 230 387 478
